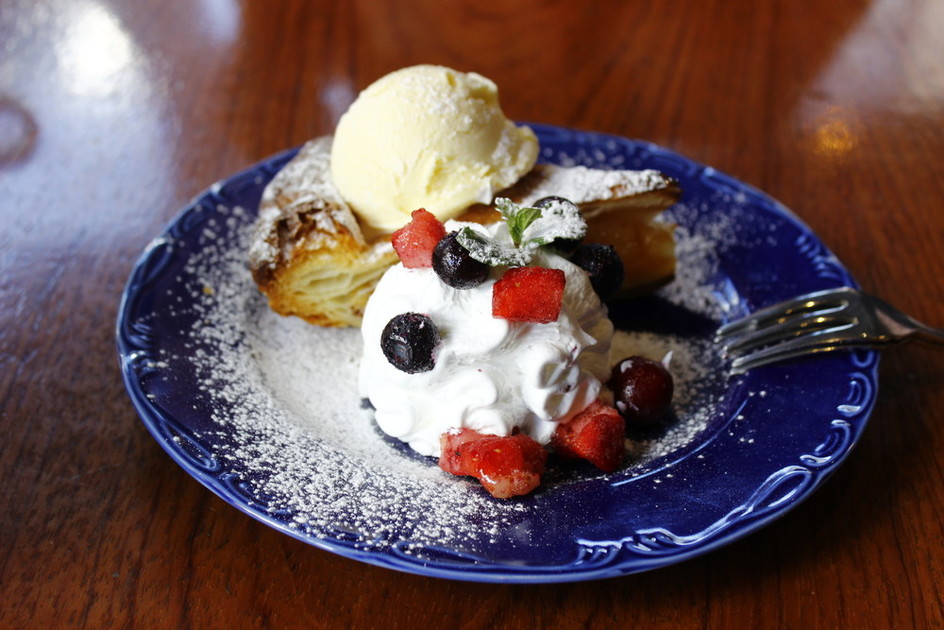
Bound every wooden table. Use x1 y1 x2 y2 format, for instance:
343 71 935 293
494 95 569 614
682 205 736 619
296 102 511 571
3 0 943 627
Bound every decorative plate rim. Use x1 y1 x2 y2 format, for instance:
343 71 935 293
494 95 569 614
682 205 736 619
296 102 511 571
117 123 879 583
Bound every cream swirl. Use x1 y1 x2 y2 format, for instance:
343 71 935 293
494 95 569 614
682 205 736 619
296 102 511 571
358 224 613 457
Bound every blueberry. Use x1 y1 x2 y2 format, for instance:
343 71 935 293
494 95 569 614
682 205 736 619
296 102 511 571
534 195 579 212
570 243 624 301
549 236 584 256
380 313 440 373
432 231 489 289
534 196 583 254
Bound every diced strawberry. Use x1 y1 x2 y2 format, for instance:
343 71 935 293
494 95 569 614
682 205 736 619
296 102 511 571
551 400 625 472
438 428 483 476
492 266 566 323
439 429 547 499
391 208 446 268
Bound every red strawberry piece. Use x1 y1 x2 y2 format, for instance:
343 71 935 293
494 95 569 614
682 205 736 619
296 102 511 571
391 208 446 268
439 428 547 499
492 266 566 323
551 400 625 472
438 428 483 476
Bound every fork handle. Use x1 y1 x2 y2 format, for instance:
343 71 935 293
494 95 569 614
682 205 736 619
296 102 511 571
910 319 944 345
871 294 944 346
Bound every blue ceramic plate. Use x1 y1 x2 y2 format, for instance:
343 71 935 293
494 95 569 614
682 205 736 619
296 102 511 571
117 124 878 583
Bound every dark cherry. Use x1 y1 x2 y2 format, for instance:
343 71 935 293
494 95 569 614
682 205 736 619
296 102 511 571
380 312 440 373
608 356 674 426
432 231 489 289
534 196 583 254
570 243 624 301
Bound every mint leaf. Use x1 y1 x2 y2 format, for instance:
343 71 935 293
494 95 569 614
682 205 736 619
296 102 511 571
452 196 588 268
494 197 521 221
495 198 544 247
457 227 532 267
508 207 543 246
522 197 586 246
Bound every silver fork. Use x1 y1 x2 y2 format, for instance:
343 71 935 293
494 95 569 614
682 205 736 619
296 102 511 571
716 286 944 373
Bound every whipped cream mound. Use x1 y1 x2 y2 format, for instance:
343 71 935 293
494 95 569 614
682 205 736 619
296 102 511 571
358 222 613 458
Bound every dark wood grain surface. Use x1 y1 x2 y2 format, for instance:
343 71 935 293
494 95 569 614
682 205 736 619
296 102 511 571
2 0 943 627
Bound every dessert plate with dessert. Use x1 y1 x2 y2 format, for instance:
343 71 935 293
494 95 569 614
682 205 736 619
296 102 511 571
117 67 878 582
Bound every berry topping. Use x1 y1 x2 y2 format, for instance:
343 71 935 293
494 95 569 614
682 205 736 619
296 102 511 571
438 428 484 476
551 400 625 472
380 312 440 373
609 356 674 426
391 208 446 268
439 428 547 499
533 195 579 212
492 266 566 323
432 231 490 289
534 196 584 254
570 244 625 302
456 197 587 267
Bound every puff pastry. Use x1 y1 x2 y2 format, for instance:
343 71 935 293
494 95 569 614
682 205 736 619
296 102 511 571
249 136 680 327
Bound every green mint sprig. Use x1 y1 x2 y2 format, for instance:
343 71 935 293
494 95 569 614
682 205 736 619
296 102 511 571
457 226 532 267
497 198 543 247
456 197 587 267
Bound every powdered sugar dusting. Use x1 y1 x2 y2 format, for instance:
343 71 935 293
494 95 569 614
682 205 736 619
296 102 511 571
151 192 732 553
168 217 533 548
518 165 675 210
610 330 720 467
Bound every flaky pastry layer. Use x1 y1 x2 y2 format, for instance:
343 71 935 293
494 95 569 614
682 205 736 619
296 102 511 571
249 136 680 327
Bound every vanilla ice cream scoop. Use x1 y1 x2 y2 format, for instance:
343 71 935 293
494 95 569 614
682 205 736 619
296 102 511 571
330 65 538 233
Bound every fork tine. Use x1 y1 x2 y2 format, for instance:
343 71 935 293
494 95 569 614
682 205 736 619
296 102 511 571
716 287 855 339
717 285 942 373
729 326 860 373
722 312 856 354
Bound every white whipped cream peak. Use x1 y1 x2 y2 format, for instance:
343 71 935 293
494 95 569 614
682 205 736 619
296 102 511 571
358 221 613 457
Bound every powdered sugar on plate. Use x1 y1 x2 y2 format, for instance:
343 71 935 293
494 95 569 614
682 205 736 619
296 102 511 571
147 194 732 553
119 128 879 580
